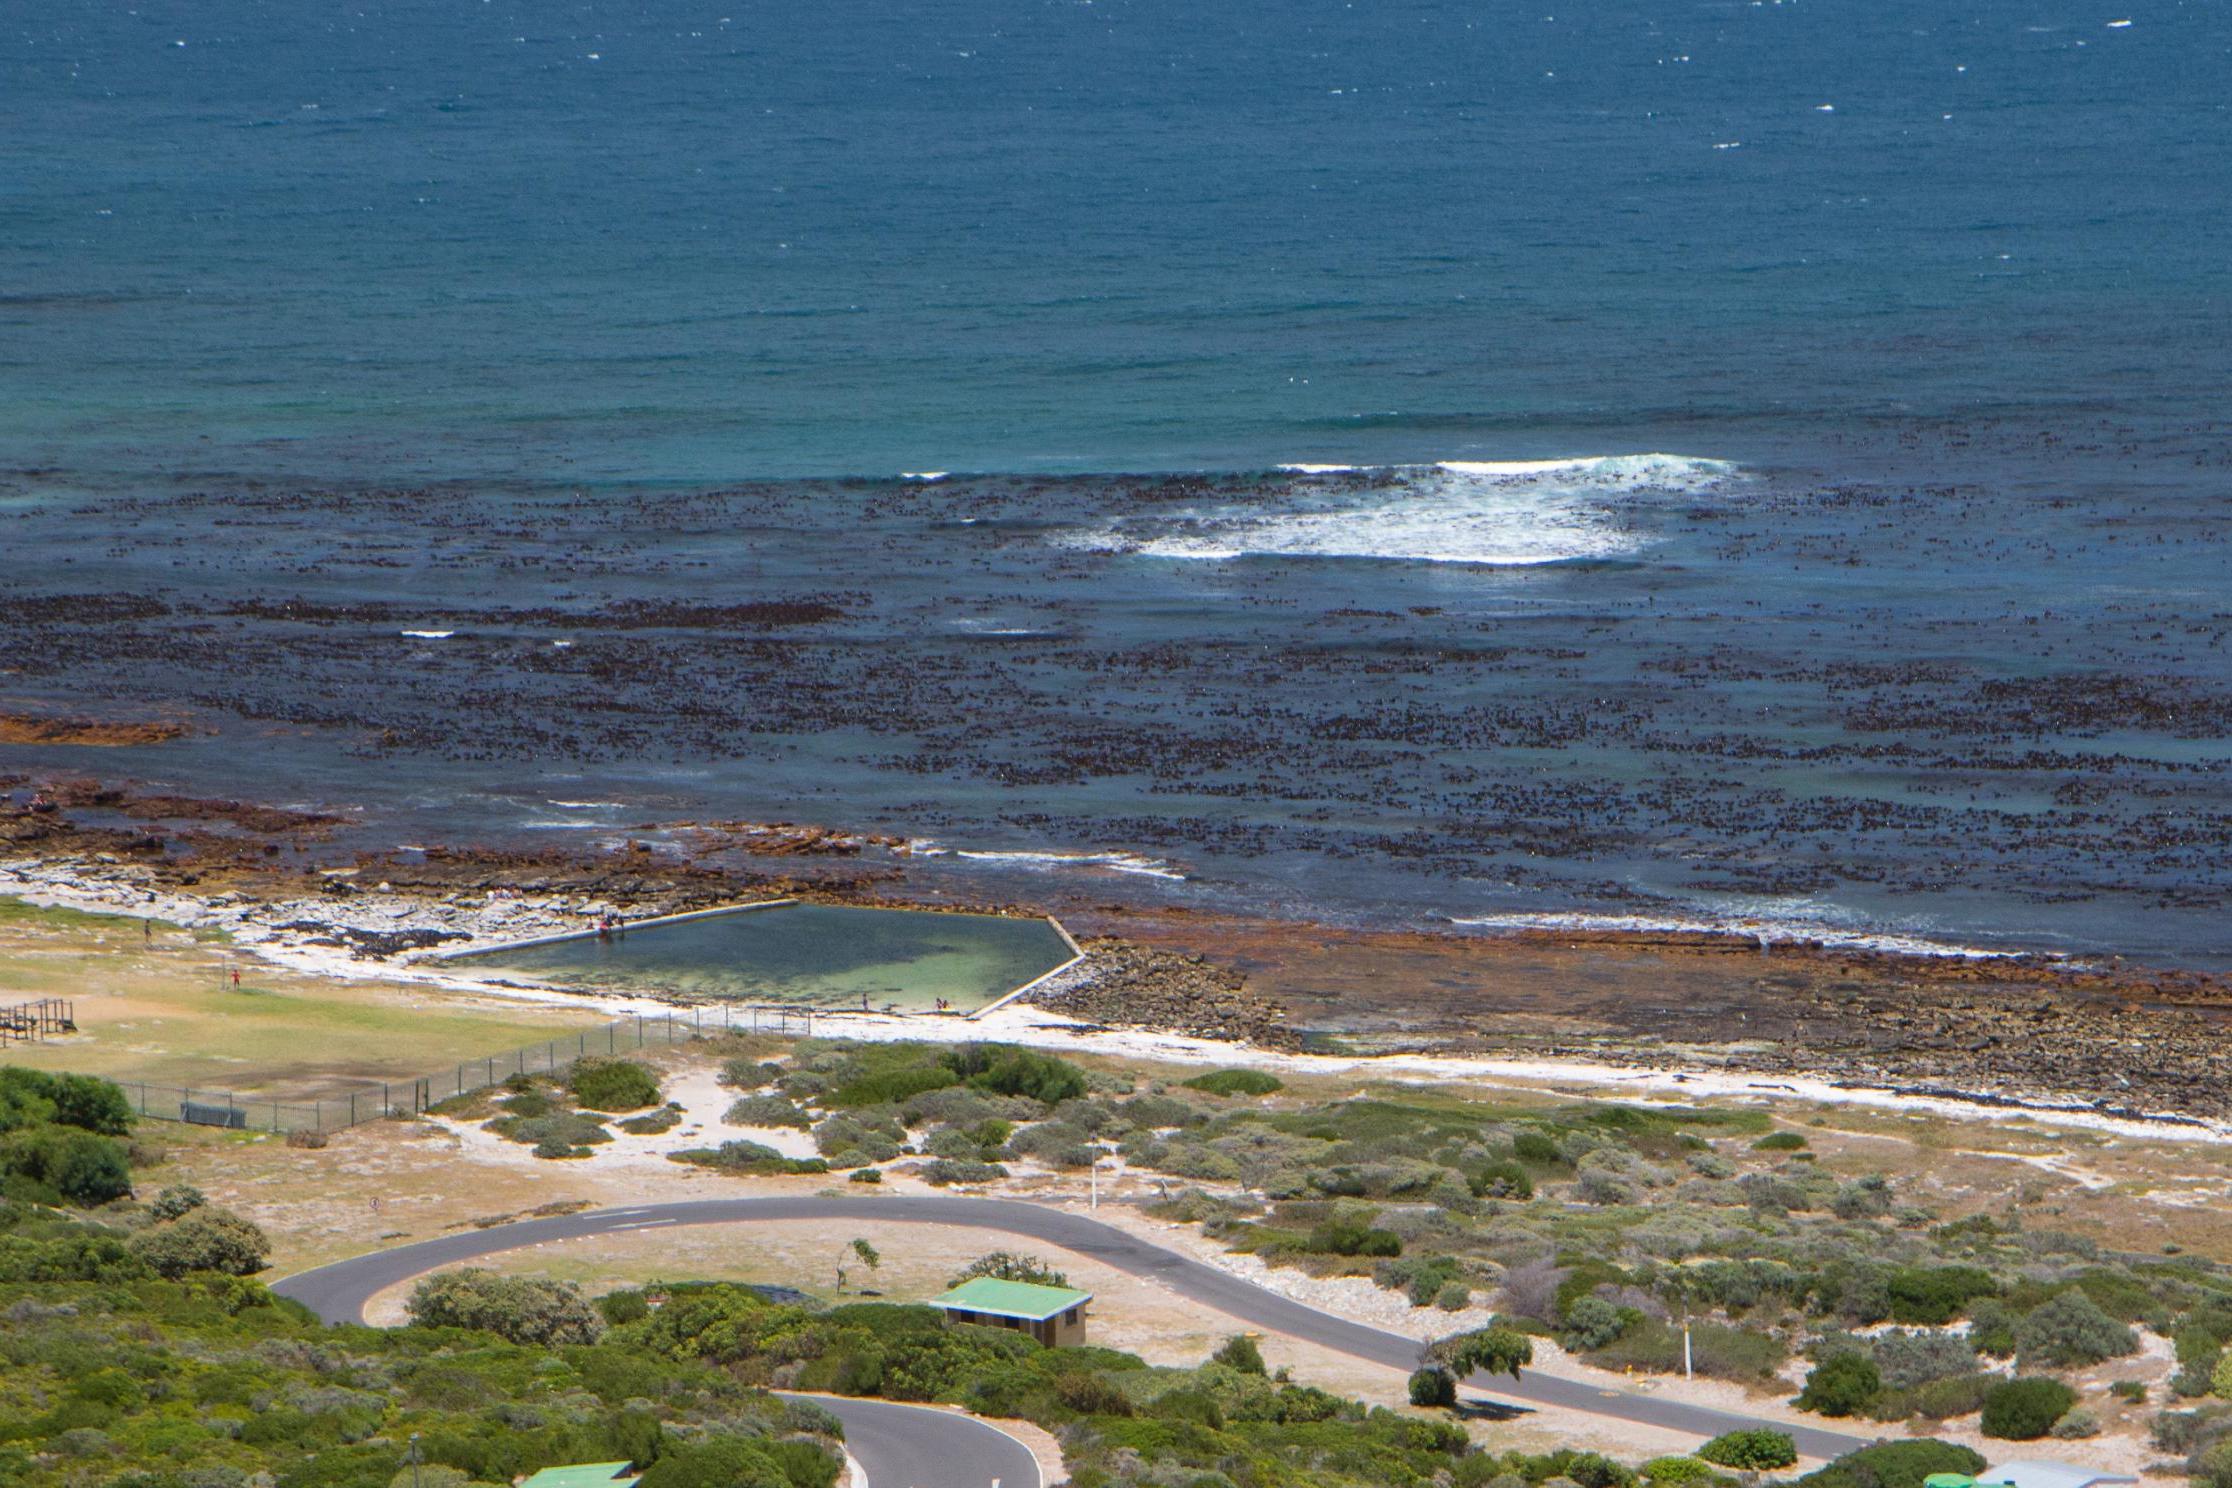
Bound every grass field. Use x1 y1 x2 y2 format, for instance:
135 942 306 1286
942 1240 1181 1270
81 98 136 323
0 896 605 1099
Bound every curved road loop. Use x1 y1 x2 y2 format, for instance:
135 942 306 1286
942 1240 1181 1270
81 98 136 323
274 1195 1874 1464
782 1394 1039 1488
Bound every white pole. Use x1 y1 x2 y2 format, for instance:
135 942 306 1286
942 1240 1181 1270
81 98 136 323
1683 1318 1693 1380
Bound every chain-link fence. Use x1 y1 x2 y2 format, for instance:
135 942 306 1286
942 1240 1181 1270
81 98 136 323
116 1001 825 1135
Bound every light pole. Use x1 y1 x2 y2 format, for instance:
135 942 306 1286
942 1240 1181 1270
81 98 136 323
1089 1145 1117 1210
408 1434 422 1488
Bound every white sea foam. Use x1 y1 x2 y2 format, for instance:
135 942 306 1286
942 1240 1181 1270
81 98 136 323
1451 908 2027 961
400 629 455 639
1060 453 1735 566
953 848 1187 881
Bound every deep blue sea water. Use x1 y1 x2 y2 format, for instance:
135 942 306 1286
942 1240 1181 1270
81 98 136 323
4 1 2230 963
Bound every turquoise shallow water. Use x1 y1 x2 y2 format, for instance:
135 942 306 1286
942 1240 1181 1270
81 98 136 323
2 1 2229 964
451 905 1076 1012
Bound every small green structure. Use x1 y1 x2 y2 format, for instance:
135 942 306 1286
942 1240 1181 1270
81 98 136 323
932 1276 1093 1347
518 1463 632 1488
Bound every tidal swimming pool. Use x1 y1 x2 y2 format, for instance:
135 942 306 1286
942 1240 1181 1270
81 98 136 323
448 903 1077 1013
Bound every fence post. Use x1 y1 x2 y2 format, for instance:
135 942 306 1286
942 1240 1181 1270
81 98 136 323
349 1090 357 1125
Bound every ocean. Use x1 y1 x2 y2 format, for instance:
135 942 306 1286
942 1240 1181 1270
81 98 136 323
3 0 2228 963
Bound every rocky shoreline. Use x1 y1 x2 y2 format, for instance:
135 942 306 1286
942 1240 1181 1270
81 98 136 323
1 788 2228 1127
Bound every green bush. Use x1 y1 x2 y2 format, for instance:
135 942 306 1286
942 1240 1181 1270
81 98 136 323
1886 1266 1998 1326
1 1126 132 1205
1980 1377 2077 1440
829 1066 959 1108
1641 1457 1720 1484
1409 1366 1457 1407
1182 1069 1284 1098
1799 1441 1985 1488
406 1268 606 1345
946 1045 1088 1104
923 1159 1007 1186
1798 1353 1882 1417
1306 1218 1402 1257
950 1251 1072 1288
128 1209 270 1277
1698 1430 1797 1470
1561 1295 1632 1352
1870 1328 1978 1389
668 1141 830 1177
568 1058 661 1112
1513 1130 1566 1167
1753 1132 1808 1152
2014 1289 2138 1368
725 1093 814 1129
1469 1161 1534 1200
2192 1439 2232 1488
1212 1334 1266 1375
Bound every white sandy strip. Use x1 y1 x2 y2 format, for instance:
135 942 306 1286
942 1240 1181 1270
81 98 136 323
5 863 2226 1147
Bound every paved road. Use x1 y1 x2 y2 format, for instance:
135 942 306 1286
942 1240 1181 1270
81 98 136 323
785 1393 1039 1488
273 1195 1876 1461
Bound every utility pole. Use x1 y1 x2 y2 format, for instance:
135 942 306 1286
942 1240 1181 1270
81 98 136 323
408 1434 422 1488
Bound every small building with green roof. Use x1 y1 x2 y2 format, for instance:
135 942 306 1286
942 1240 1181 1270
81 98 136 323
931 1276 1093 1347
517 1463 632 1488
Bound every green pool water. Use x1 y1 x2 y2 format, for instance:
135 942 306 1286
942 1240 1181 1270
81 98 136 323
451 903 1075 1013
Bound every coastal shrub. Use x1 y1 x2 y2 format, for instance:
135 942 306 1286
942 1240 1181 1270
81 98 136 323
1574 1169 1636 1206
1305 1217 1401 1257
2110 1378 2148 1403
1798 1353 1882 1417
1966 1297 2017 1357
2014 1288 2138 1367
1211 1334 1266 1375
1868 1371 1998 1423
489 1111 610 1151
725 1093 813 1129
1589 1318 1787 1385
1512 1130 1567 1168
618 1104 684 1134
944 1045 1088 1105
1753 1132 1807 1152
147 1184 206 1221
1798 1441 1985 1488
1980 1377 2077 1440
1561 1296 1632 1352
668 1141 829 1177
2196 1440 2232 1488
1469 1160 1534 1200
950 1251 1071 1288
1120 1092 1211 1129
2152 1404 2232 1455
829 1065 959 1108
128 1209 270 1277
568 1058 661 1111
1182 1069 1284 1098
0 1069 133 1136
1437 1280 1473 1311
1640 1458 1718 1484
1886 1265 1998 1325
1871 1328 1979 1389
1697 1430 1797 1471
848 1166 881 1183
2050 1407 2100 1439
811 1113 904 1164
406 1269 606 1346
1 1126 133 1206
1429 1326 1535 1382
922 1158 1006 1186
1409 1366 1457 1408
1831 1176 1895 1220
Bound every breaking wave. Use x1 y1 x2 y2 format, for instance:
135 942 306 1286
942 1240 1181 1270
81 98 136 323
1063 453 1735 565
